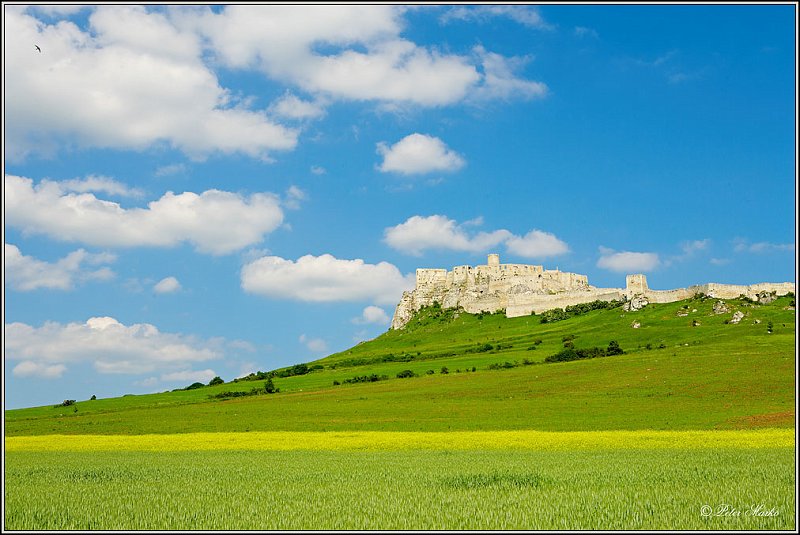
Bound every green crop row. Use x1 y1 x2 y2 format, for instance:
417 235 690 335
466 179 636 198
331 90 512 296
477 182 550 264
4 448 794 530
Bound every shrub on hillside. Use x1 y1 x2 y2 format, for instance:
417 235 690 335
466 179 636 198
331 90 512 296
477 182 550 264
440 367 449 374
208 376 224 386
544 343 624 364
488 361 518 370
341 374 388 384
264 378 279 394
396 369 418 379
185 382 205 390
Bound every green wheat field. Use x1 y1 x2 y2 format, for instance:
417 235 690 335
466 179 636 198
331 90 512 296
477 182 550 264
4 295 796 530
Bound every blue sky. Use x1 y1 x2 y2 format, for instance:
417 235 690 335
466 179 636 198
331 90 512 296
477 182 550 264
3 4 796 409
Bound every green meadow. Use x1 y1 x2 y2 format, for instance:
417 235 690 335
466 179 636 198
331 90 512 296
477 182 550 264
4 295 796 529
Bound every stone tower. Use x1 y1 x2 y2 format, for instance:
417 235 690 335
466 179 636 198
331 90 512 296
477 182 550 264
487 253 500 267
626 274 649 295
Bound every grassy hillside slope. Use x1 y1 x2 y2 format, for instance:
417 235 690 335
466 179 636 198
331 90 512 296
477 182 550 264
5 295 795 436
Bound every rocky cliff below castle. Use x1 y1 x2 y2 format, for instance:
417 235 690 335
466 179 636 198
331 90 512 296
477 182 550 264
390 254 795 329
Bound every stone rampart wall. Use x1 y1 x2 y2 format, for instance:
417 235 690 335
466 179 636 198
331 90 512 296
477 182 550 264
390 255 795 330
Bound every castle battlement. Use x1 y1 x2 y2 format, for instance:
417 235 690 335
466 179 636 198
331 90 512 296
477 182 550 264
390 254 795 329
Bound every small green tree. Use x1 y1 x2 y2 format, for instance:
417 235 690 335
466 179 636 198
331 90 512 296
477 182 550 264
606 340 624 356
208 376 224 386
90 395 97 400
440 366 449 374
265 378 279 393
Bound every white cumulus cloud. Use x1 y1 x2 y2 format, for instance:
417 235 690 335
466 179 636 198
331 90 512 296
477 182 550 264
352 305 390 325
597 247 661 273
5 175 284 255
384 215 569 259
177 5 543 107
384 215 509 256
241 254 414 304
12 361 67 379
153 276 181 294
5 316 221 378
377 134 465 176
505 230 570 258
5 6 297 160
5 243 116 291
269 92 326 120
60 175 144 198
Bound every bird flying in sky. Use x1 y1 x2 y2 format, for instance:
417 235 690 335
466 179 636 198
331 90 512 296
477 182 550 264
34 44 41 52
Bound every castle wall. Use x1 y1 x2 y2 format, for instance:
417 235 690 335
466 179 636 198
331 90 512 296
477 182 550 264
390 254 795 329
506 289 626 318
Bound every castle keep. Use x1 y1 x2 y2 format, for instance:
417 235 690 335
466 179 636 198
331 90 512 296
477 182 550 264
390 254 795 329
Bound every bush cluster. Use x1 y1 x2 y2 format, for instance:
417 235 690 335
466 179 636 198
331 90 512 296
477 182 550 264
544 341 624 363
335 374 389 386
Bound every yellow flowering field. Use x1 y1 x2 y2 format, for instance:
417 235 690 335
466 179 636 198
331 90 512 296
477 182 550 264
6 428 793 452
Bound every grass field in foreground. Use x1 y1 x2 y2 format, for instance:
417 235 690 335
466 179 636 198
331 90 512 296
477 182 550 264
5 447 794 530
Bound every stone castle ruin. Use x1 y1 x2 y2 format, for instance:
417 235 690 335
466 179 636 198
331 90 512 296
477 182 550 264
390 254 795 329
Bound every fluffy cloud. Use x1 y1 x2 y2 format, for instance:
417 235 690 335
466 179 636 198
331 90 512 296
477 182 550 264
153 276 181 294
5 175 284 255
352 306 390 325
469 46 548 102
5 316 221 378
384 215 569 259
269 92 326 120
377 134 466 175
178 5 543 107
241 254 414 304
505 230 570 258
12 361 67 379
596 247 661 273
60 175 144 198
8 6 546 159
5 6 297 160
384 215 509 255
5 243 115 291
299 334 328 353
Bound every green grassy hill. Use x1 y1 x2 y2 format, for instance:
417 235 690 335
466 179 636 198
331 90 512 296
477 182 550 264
5 295 796 436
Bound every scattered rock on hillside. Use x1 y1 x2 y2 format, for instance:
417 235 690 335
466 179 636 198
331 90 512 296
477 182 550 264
713 301 730 314
631 320 641 329
756 291 777 304
676 310 688 317
623 295 649 312
753 319 761 324
729 311 745 324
